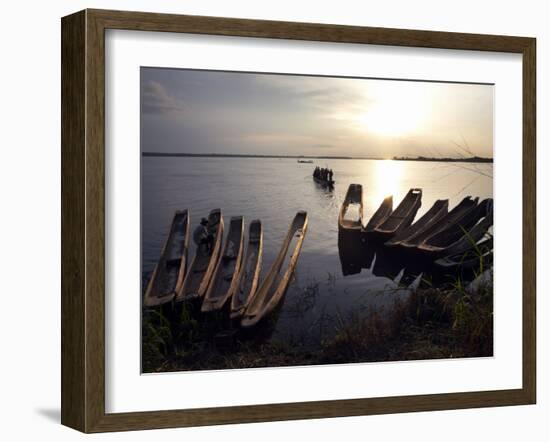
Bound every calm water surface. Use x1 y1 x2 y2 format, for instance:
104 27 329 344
142 157 493 346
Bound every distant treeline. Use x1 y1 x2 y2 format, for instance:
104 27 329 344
142 152 493 163
392 156 493 163
142 152 360 160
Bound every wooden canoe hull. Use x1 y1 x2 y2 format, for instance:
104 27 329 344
385 199 449 247
369 188 422 240
338 184 363 233
143 209 189 308
201 216 245 312
364 195 393 232
313 176 335 187
174 209 224 303
397 196 479 249
231 220 263 319
241 211 308 328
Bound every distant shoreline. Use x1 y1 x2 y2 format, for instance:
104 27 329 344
142 152 493 163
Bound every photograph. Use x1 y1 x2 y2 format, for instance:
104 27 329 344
140 67 494 373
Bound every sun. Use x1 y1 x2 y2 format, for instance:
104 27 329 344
355 82 429 137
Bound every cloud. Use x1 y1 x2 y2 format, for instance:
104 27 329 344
142 80 186 115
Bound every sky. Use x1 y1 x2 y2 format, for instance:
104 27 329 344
141 67 494 158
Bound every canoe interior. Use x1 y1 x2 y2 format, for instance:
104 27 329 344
241 211 308 327
421 198 493 252
400 196 478 248
175 208 224 302
143 210 189 307
435 237 494 269
338 184 363 230
375 188 422 234
364 195 393 232
231 220 263 318
385 199 448 246
202 216 245 312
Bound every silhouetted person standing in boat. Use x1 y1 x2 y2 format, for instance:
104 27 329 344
328 169 333 182
193 218 213 253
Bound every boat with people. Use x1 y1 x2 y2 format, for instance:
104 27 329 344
338 184 363 233
241 211 308 328
201 216 245 313
313 166 335 187
368 188 422 240
143 209 190 308
231 220 263 319
297 159 314 163
174 208 224 303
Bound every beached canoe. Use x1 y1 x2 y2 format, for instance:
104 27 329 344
241 211 308 328
338 184 363 232
398 196 478 249
369 188 422 239
313 176 335 187
231 220 263 319
201 216 245 312
143 210 190 308
364 195 393 232
434 237 493 271
418 199 493 256
385 199 449 247
174 208 224 303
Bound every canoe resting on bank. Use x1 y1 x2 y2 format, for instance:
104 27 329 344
369 188 422 240
174 208 224 303
396 196 479 249
231 220 263 319
241 211 308 328
364 195 393 232
201 216 245 313
143 209 190 308
385 199 449 247
417 198 493 256
338 184 363 233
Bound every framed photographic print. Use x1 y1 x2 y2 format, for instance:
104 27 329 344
61 9 536 433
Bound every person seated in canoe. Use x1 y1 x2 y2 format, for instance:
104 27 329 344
193 218 213 253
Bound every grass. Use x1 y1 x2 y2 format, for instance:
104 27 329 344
142 271 493 372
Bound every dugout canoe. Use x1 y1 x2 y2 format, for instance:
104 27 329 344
338 184 363 233
364 195 393 232
418 199 493 256
398 196 478 249
434 237 493 271
313 176 335 187
385 199 449 247
201 216 245 312
370 188 422 239
241 211 308 328
231 220 263 319
174 208 224 303
143 209 190 308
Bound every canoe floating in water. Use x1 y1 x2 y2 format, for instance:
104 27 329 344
143 209 190 308
313 176 335 187
174 208 224 303
370 188 422 239
231 220 263 319
398 196 478 249
417 199 493 256
201 216 245 313
338 184 363 233
364 195 393 232
241 211 308 328
385 199 449 247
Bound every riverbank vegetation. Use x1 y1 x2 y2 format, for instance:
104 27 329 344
142 272 493 373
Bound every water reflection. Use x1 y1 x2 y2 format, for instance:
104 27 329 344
371 160 404 208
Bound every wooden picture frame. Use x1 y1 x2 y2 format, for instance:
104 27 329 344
61 9 536 433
